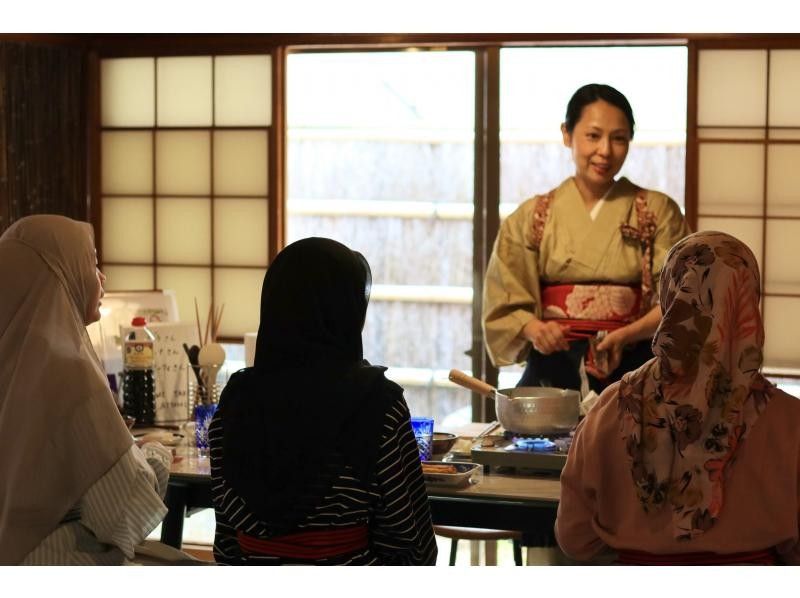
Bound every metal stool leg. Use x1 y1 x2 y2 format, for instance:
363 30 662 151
512 539 523 566
449 538 459 566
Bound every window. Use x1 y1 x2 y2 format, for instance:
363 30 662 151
286 50 475 426
497 45 688 387
695 48 800 372
99 55 273 338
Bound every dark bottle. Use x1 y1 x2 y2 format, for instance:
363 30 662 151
122 316 156 427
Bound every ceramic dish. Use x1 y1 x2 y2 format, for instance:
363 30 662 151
431 432 458 457
421 461 480 488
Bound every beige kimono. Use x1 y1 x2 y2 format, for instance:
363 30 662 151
482 176 689 367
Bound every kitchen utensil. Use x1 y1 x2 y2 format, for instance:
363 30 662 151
198 342 226 387
448 369 580 435
182 343 204 388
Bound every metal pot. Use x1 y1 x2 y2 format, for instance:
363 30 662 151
448 369 580 435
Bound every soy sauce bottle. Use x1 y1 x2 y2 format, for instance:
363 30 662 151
122 317 156 427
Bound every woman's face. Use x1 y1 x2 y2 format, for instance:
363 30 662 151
561 99 631 194
85 252 106 325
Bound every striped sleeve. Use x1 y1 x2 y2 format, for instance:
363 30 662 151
79 444 168 559
22 444 168 564
370 395 438 565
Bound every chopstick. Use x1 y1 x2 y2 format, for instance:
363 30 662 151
212 303 225 342
194 298 203 347
194 299 226 345
475 421 501 439
204 304 212 346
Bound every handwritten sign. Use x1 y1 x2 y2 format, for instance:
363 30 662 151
87 290 180 375
120 322 198 425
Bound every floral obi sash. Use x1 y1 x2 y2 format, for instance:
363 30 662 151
541 283 641 342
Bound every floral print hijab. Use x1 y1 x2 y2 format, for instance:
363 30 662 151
618 231 773 540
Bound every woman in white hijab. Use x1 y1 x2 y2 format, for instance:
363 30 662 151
0 215 178 564
556 231 800 564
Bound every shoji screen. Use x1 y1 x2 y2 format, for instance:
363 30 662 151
696 49 800 371
100 55 272 337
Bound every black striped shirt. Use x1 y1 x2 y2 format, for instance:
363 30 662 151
209 394 437 565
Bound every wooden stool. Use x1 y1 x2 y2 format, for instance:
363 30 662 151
433 525 523 566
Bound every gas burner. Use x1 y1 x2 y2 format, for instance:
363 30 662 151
510 437 558 452
472 428 575 473
502 430 573 441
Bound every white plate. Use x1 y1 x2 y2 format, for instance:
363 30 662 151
134 431 184 447
421 461 480 488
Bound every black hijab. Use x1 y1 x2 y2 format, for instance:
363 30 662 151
217 238 397 532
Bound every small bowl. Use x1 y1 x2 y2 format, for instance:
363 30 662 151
431 432 458 457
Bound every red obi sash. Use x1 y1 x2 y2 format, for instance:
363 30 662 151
541 284 641 342
616 548 777 566
237 525 369 560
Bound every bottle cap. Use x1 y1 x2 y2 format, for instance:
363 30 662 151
131 316 147 326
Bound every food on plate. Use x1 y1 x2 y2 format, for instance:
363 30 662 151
421 463 458 475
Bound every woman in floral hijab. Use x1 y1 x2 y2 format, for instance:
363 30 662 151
555 231 800 565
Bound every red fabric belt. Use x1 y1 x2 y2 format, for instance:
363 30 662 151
544 318 626 341
237 525 369 560
616 548 777 566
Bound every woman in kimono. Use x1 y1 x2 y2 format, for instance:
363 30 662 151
208 237 437 565
483 83 689 395
0 215 185 565
555 231 800 564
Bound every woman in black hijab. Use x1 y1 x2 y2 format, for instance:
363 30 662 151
208 238 437 565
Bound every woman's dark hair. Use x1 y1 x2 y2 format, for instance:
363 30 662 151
564 83 635 139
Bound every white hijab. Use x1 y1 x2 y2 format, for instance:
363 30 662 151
0 215 132 564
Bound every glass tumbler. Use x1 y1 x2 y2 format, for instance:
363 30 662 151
410 416 434 461
187 379 223 457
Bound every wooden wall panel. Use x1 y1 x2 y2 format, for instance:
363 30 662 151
0 42 87 234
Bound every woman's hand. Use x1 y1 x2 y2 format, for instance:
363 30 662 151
523 318 570 355
586 328 629 379
585 305 662 379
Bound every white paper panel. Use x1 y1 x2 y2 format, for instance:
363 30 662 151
213 199 268 266
698 143 764 216
215 55 272 126
101 58 155 127
156 266 212 339
763 296 800 370
156 197 211 265
768 50 800 127
698 50 767 126
767 145 800 217
102 132 153 195
156 56 213 126
214 268 265 338
102 197 153 263
764 220 800 294
213 131 268 196
697 127 765 140
768 129 800 140
155 131 211 195
696 217 763 275
103 265 154 291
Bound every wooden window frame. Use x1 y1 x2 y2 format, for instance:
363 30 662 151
88 33 800 402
